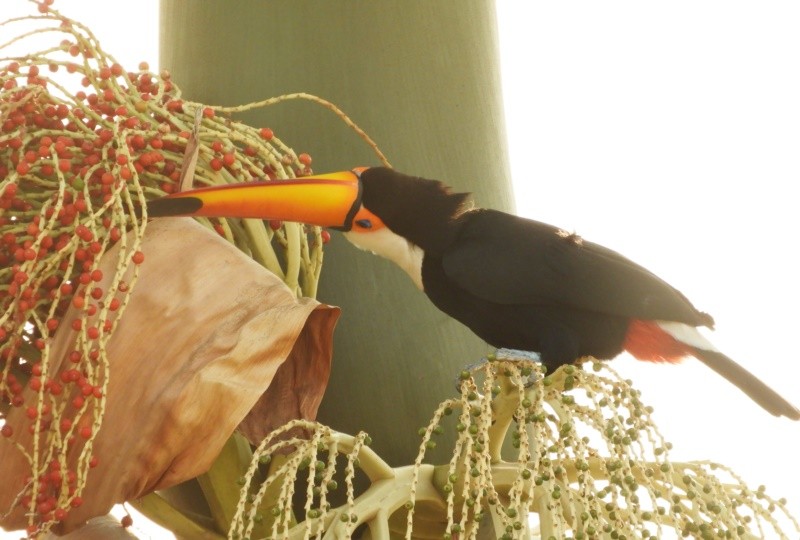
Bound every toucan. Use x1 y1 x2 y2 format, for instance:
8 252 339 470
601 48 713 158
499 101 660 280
146 167 800 420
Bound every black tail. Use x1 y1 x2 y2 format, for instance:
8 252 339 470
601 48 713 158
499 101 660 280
692 348 799 420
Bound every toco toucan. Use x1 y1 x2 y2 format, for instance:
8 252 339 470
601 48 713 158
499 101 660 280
146 167 800 420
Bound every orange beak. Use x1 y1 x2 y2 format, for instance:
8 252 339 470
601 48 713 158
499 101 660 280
146 168 375 231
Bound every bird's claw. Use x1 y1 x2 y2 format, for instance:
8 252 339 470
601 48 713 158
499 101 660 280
453 349 543 391
493 348 541 387
494 348 542 363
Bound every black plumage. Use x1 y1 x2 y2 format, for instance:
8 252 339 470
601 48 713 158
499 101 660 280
358 168 798 419
361 167 710 368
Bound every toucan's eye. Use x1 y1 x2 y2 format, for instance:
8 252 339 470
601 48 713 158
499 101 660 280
355 219 372 229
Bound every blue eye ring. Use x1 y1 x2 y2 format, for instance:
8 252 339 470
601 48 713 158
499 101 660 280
355 219 372 229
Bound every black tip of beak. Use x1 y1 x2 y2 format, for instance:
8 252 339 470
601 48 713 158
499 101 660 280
143 197 204 218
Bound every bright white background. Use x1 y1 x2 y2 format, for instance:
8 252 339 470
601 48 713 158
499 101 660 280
2 1 799 537
496 1 800 529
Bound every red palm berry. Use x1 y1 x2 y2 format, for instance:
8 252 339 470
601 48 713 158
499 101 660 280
48 382 63 396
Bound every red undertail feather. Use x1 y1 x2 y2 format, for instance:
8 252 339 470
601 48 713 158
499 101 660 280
623 319 693 364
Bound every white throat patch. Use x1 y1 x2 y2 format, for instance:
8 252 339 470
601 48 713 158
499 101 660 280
344 228 425 289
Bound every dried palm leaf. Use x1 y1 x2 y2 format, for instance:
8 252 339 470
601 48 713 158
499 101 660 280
0 218 339 533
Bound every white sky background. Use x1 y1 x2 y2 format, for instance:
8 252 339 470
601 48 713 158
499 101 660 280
2 0 799 537
496 0 800 527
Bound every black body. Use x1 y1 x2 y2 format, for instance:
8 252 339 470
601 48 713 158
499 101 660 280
420 209 707 370
358 168 798 418
359 167 712 370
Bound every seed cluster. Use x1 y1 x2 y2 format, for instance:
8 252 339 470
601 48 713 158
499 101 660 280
232 360 799 540
229 421 381 540
408 359 799 539
0 1 342 535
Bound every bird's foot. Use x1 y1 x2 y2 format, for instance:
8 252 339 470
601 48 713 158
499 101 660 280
493 348 542 363
493 349 542 387
453 350 543 391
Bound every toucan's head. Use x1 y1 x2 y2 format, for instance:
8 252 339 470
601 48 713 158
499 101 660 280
146 167 471 287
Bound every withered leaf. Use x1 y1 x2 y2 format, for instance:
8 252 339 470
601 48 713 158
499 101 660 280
0 218 339 533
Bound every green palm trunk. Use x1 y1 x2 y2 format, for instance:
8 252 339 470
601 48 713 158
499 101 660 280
160 0 513 467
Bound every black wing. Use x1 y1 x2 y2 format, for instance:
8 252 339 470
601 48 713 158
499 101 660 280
441 209 712 326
